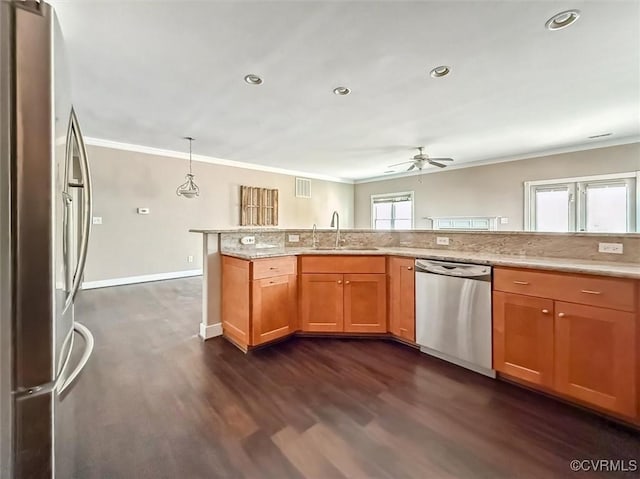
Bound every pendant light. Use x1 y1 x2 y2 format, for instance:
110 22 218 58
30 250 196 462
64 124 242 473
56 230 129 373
176 136 200 199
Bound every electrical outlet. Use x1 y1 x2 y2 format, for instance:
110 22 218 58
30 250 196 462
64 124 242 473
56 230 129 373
436 237 450 246
137 207 150 215
500 217 509 224
240 236 255 245
92 217 102 225
288 234 300 243
187 255 194 263
598 242 623 254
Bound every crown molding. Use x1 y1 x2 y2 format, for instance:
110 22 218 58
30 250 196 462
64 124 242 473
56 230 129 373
354 136 640 184
84 137 354 184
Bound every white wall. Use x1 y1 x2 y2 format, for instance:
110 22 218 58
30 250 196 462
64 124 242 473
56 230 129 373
84 145 354 282
354 143 640 230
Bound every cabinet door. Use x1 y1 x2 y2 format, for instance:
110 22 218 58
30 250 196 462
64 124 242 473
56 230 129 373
554 302 636 417
388 258 415 341
493 291 554 387
300 274 344 332
221 256 251 348
251 275 297 346
344 274 387 333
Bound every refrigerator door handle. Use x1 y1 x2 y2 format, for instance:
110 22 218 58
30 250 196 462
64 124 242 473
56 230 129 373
63 107 92 313
56 322 94 394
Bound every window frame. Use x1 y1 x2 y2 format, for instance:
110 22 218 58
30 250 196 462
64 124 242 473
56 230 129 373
370 191 414 230
524 171 639 233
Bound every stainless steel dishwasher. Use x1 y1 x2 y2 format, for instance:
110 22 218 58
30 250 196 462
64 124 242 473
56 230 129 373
415 259 495 377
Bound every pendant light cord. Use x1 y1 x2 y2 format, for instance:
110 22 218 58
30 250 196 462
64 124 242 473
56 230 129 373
188 137 193 175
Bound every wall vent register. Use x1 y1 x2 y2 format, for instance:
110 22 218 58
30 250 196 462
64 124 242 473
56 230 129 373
295 177 311 198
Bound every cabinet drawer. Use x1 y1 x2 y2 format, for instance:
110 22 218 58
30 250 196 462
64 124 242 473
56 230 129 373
494 267 636 312
300 255 386 274
252 256 297 280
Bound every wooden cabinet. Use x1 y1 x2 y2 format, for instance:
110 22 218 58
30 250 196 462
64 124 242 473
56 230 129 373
388 257 415 342
554 302 636 417
252 275 297 345
300 274 344 332
222 255 297 349
300 272 386 333
344 274 387 333
221 256 251 347
493 267 638 419
493 292 554 387
300 256 387 333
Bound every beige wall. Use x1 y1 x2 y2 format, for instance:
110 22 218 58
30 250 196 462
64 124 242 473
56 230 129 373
354 143 640 230
84 145 354 282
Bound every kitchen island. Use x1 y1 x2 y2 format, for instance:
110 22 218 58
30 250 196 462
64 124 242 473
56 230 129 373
191 228 640 425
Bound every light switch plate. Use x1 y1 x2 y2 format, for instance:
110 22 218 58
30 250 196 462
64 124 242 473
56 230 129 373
92 217 102 225
288 234 300 243
436 236 450 246
598 242 623 254
240 236 256 245
137 207 150 215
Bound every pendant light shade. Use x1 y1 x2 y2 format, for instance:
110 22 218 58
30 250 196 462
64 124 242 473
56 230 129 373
176 136 200 199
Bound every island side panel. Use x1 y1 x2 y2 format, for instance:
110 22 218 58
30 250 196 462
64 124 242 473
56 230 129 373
199 232 223 340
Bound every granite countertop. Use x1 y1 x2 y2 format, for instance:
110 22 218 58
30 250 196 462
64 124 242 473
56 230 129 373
219 246 640 279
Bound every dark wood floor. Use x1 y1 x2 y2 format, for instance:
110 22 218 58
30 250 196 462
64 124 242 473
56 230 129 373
63 277 639 478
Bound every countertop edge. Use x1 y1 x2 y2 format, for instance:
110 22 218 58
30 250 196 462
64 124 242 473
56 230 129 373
218 248 640 279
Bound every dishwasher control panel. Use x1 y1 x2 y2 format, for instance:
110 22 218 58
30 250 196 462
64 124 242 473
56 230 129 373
415 259 491 280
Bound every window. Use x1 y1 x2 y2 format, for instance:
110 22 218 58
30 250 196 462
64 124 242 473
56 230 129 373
430 216 499 231
525 172 638 233
371 192 413 230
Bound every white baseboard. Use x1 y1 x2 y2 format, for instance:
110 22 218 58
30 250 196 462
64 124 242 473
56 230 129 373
199 322 222 340
82 269 202 290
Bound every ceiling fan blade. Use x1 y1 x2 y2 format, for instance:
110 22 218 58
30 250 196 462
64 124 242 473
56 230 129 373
428 160 448 168
388 160 413 167
407 164 416 171
429 157 454 162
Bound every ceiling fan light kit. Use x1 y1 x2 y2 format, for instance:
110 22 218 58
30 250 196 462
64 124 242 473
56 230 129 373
176 136 200 199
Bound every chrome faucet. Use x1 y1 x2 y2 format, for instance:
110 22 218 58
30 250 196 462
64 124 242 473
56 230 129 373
330 211 340 249
311 223 319 249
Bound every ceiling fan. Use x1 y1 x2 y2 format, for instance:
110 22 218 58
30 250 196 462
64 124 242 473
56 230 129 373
389 147 454 171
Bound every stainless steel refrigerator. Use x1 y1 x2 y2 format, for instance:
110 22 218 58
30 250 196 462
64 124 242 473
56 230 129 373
0 1 94 477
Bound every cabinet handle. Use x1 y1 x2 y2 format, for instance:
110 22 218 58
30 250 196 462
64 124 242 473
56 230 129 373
513 281 529 285
580 289 601 295
345 280 351 284
541 309 549 314
337 280 342 284
407 266 413 270
269 267 278 270
558 312 566 318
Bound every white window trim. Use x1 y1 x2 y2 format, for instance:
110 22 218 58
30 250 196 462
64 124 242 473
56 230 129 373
428 216 499 231
524 171 640 232
370 191 414 230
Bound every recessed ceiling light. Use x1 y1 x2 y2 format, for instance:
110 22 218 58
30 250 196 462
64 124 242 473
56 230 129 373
333 86 351 96
545 9 580 30
588 133 612 139
244 74 263 85
430 65 450 78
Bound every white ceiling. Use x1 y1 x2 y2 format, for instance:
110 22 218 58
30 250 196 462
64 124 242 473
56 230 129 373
52 0 640 181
